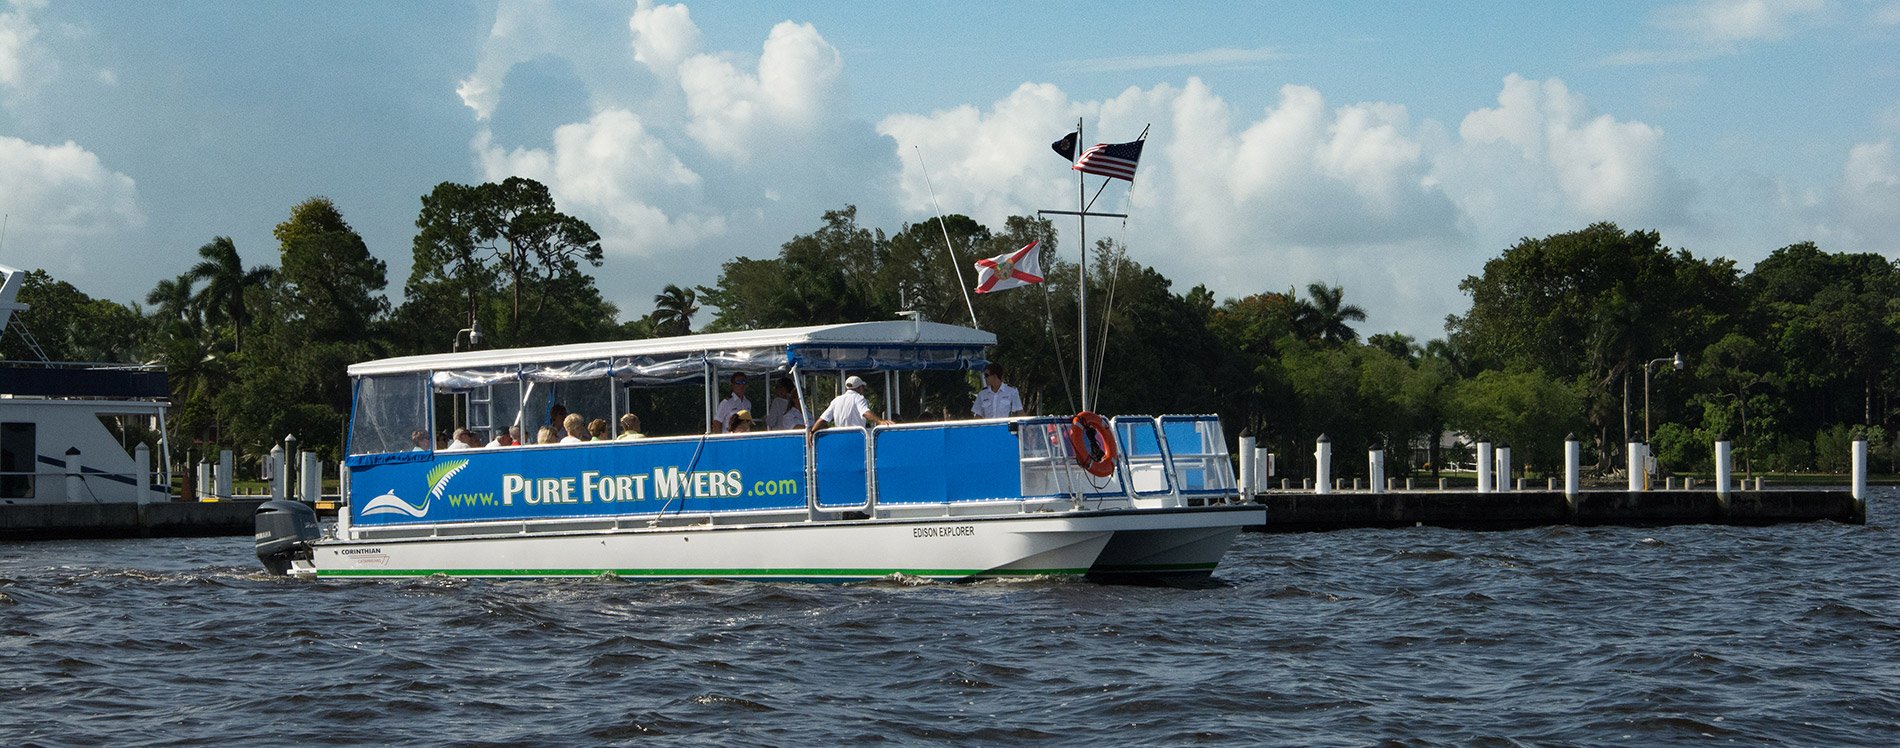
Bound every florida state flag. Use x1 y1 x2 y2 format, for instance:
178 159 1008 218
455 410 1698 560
974 241 1045 294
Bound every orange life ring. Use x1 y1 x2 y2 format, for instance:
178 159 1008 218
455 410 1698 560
1068 411 1119 478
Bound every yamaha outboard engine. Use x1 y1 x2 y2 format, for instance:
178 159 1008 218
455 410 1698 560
255 500 321 575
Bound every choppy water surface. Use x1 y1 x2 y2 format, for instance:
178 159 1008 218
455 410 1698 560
3 491 1897 746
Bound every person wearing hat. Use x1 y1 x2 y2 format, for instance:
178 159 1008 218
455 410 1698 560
726 409 755 433
808 375 890 436
712 372 752 433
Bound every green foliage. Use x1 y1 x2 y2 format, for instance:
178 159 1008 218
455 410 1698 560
405 177 614 351
1294 283 1367 345
1446 369 1586 476
1448 223 1743 458
2 269 146 362
650 284 698 336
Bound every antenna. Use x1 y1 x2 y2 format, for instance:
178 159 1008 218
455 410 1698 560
914 147 981 329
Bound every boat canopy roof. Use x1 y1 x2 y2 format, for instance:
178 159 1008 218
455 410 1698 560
348 320 995 390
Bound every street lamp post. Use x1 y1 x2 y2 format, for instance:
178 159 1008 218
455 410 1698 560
1644 352 1684 445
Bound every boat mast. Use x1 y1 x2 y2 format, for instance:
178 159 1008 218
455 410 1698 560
1075 117 1089 413
1035 120 1127 414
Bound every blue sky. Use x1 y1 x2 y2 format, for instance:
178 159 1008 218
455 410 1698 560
2 0 1896 341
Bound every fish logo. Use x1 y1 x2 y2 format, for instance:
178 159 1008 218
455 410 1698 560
358 459 468 518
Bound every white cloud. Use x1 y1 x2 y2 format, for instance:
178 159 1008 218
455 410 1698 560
1443 75 1690 233
628 0 699 75
1605 0 1827 65
1054 46 1287 74
456 0 638 122
659 20 844 163
0 0 47 90
458 0 897 316
1656 0 1826 44
1835 139 1899 245
0 136 143 276
878 73 1701 338
474 110 727 253
1877 2 1900 25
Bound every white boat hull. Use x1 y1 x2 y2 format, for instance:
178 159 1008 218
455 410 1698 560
293 505 1263 583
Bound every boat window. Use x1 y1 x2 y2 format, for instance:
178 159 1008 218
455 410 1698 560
1160 416 1236 494
1 422 34 499
349 374 430 455
94 413 161 461
1015 418 1125 498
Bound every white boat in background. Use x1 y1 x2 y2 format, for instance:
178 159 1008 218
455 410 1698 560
1 264 172 505
255 319 1263 582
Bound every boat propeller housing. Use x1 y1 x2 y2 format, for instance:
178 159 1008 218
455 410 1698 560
254 500 320 576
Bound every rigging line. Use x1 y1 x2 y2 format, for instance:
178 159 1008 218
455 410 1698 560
915 147 981 329
1092 241 1123 399
1092 216 1132 395
1038 225 1077 414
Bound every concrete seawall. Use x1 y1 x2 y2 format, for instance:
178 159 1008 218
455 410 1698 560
1252 488 1864 533
0 500 264 541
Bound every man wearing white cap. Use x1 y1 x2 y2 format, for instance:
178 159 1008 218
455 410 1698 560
808 375 890 435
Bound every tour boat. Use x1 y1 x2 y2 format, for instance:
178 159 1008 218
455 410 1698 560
255 319 1263 582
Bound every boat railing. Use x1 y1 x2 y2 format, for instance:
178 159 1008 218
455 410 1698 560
342 414 1236 537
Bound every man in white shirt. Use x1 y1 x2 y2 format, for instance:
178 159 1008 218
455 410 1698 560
972 363 1025 419
712 372 751 433
808 375 890 436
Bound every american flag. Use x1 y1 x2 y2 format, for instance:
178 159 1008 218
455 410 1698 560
1073 139 1144 182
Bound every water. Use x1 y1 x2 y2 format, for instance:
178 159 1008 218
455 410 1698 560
4 492 1898 746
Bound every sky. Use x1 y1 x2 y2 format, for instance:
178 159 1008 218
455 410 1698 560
0 0 1896 341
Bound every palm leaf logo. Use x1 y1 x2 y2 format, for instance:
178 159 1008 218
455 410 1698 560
426 459 470 501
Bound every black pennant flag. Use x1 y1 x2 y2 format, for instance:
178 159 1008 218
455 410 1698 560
1051 131 1077 161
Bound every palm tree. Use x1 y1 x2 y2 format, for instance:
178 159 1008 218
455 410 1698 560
1295 282 1366 345
187 236 274 351
145 274 199 325
650 284 698 336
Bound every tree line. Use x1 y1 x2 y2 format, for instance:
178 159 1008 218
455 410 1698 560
5 176 1895 480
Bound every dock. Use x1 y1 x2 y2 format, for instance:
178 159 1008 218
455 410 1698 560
1248 488 1863 533
0 499 266 541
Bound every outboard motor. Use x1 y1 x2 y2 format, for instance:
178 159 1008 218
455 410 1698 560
255 500 321 575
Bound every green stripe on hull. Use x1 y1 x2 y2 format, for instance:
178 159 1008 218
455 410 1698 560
317 567 1093 581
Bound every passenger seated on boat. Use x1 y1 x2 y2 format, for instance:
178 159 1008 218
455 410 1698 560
536 426 558 445
712 373 751 433
560 413 587 443
727 410 754 433
807 375 890 437
548 404 569 439
615 413 645 440
768 379 805 431
587 418 610 441
443 428 478 451
484 425 521 448
409 430 431 451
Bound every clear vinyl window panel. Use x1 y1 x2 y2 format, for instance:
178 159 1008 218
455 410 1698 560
1016 418 1125 498
1113 416 1174 497
1160 415 1235 494
349 374 431 456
